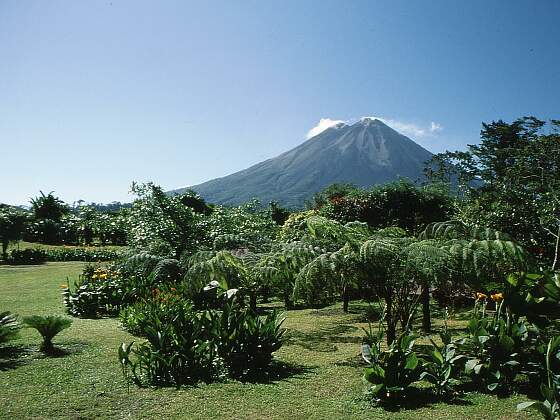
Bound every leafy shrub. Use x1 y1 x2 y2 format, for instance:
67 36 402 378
420 316 466 397
503 272 560 327
45 247 121 262
120 288 183 336
119 301 217 386
0 311 20 344
517 336 560 420
211 300 286 375
277 210 316 242
1 247 121 265
62 267 126 318
463 296 529 393
119 296 286 386
362 319 421 401
151 258 183 283
23 315 72 353
316 180 454 233
2 248 47 265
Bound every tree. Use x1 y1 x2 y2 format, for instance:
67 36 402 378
269 201 291 226
30 191 68 221
0 205 27 257
316 180 455 234
127 183 205 258
426 117 560 268
177 189 213 215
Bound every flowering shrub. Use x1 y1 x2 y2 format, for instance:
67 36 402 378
62 267 127 318
463 293 532 393
120 287 182 335
45 247 121 262
191 199 279 255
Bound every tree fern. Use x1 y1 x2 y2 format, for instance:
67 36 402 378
185 250 249 294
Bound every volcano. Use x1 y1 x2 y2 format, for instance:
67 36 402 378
173 118 434 207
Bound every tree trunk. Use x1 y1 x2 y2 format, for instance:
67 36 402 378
250 291 257 313
421 281 431 333
385 293 396 345
283 290 293 310
261 286 270 303
342 285 350 313
552 224 560 271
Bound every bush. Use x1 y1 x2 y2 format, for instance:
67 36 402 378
120 288 183 336
119 300 217 386
45 247 121 262
62 266 126 318
119 296 286 386
362 319 421 402
420 319 466 397
212 299 286 375
0 247 121 265
2 248 47 265
463 297 529 393
517 336 560 420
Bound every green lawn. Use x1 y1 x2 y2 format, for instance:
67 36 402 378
0 263 536 419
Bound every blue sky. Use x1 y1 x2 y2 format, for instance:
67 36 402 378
1 0 558 205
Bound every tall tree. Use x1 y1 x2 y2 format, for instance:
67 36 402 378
426 117 560 268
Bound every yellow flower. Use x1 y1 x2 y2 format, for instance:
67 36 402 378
491 292 503 302
59 283 68 289
476 292 487 301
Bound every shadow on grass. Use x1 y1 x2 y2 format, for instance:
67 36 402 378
284 324 361 353
366 387 473 412
0 341 87 370
0 344 33 371
234 361 316 384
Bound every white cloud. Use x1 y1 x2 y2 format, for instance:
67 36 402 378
306 116 443 139
306 118 346 139
430 121 443 133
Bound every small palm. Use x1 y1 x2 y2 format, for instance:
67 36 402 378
23 315 72 353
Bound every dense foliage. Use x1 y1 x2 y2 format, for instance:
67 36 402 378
0 205 27 258
119 294 285 386
426 117 560 268
314 180 455 234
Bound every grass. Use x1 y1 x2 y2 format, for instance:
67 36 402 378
0 263 536 419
